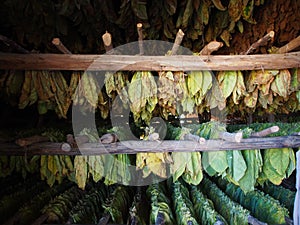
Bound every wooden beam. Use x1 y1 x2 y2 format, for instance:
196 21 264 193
0 135 299 156
0 52 299 71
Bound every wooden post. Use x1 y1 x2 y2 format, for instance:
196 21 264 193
276 35 300 54
137 23 144 55
250 126 279 137
52 38 72 54
102 31 113 53
199 41 223 55
0 34 29 53
170 29 185 55
245 31 275 55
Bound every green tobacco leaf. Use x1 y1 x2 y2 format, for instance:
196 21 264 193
269 148 290 176
297 90 300 104
286 148 296 178
262 149 286 185
172 152 189 182
218 71 237 99
128 72 146 114
202 71 213 96
238 149 262 192
290 68 300 92
227 150 247 183
202 151 228 176
188 71 203 96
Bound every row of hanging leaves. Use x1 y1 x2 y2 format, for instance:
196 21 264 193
1 0 264 53
1 67 300 122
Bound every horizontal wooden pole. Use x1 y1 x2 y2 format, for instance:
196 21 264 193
0 52 300 71
0 135 299 155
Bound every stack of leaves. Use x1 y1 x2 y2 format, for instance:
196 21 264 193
259 147 295 186
167 125 203 185
259 182 296 216
170 180 199 225
41 155 75 187
18 70 73 118
0 155 39 179
215 178 290 224
147 183 176 225
200 177 251 225
190 185 227 225
102 186 133 224
68 184 109 224
4 181 72 225
158 71 192 118
136 126 173 179
41 185 85 223
74 128 133 188
73 71 109 118
128 71 158 124
0 181 47 224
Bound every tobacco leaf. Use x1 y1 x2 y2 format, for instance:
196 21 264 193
271 69 291 98
232 70 247 104
218 70 237 99
290 68 300 93
227 150 247 184
238 149 262 192
244 87 258 108
202 151 228 176
74 155 88 190
228 0 243 22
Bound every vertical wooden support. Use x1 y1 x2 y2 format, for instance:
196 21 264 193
102 31 113 53
52 38 72 54
170 29 185 55
137 23 144 55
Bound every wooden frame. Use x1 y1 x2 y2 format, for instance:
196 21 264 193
0 51 299 71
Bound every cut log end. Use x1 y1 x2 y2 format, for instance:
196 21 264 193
60 143 72 152
137 23 143 28
178 29 185 37
270 125 280 133
269 31 275 38
102 31 112 47
52 38 60 46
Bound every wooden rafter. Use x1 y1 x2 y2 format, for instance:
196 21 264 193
0 135 299 156
0 52 299 71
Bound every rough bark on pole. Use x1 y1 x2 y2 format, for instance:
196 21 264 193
276 35 300 54
102 31 113 53
245 31 275 55
170 29 185 55
0 34 29 53
199 41 223 55
137 23 144 55
52 38 72 54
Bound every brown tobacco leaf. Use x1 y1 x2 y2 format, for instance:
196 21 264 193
228 0 243 22
271 69 291 98
244 87 258 108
